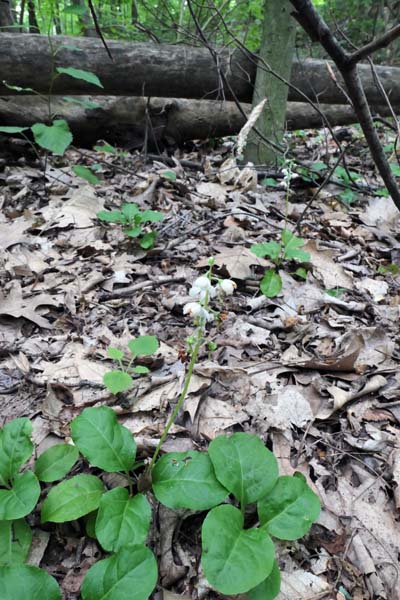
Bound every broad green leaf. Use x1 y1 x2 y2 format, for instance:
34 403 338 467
260 269 282 297
0 519 32 566
390 163 400 177
132 365 150 375
107 347 124 361
258 474 320 540
0 565 60 599
140 210 164 223
96 209 124 223
247 560 281 600
31 120 73 155
281 230 310 262
72 165 100 185
0 418 33 484
0 126 29 134
41 474 103 523
96 489 151 551
261 177 278 187
294 267 308 280
325 287 345 298
103 370 133 394
377 263 400 275
208 433 278 506
70 406 136 472
0 471 40 520
124 226 143 238
63 96 102 109
376 187 389 197
251 241 281 261
56 67 103 89
139 231 157 249
128 335 159 357
81 545 157 600
34 444 79 482
121 203 140 221
202 505 275 594
84 510 97 539
152 451 228 510
161 170 177 181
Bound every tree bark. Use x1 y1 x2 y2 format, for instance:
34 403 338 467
1 33 400 107
0 0 14 31
245 0 296 165
0 95 397 147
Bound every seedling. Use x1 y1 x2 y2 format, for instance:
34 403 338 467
96 203 164 249
251 229 310 297
103 335 159 394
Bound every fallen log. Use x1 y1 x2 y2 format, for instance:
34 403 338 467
0 95 398 147
1 33 400 106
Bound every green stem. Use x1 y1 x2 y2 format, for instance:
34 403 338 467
148 323 203 472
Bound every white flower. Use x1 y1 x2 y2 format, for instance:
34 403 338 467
218 279 236 295
189 276 216 300
193 276 211 290
183 302 213 322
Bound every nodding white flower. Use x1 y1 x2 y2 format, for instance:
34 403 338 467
218 279 236 295
183 302 213 322
189 276 217 300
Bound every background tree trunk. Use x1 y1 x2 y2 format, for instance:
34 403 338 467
0 0 14 31
245 0 296 166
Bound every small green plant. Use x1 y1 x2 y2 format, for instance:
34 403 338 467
96 203 164 249
325 287 346 297
251 229 310 297
0 265 320 599
377 263 399 276
103 335 159 394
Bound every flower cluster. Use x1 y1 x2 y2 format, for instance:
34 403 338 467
183 275 236 323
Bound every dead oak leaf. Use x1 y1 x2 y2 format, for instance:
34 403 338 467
0 282 61 329
198 246 268 280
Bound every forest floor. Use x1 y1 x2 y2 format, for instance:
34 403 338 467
0 126 400 600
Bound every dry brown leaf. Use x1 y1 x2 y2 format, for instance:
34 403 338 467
0 282 61 329
198 246 268 280
303 240 353 289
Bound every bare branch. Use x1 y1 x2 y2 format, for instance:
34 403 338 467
348 25 400 66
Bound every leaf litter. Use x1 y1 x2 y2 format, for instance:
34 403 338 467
0 129 400 599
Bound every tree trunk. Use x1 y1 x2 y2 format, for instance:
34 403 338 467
0 0 14 31
245 0 296 165
27 0 39 33
1 33 400 107
0 95 397 148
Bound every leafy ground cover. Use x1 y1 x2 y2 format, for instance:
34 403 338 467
0 127 399 599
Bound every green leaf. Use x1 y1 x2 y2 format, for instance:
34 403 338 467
107 347 124 361
208 433 278 506
139 210 164 223
31 120 73 155
377 263 400 275
132 365 150 374
0 126 30 134
63 96 102 109
72 165 100 185
312 161 327 172
325 287 345 298
56 67 103 89
34 444 79 482
85 510 98 538
0 565 61 599
376 187 389 197
339 189 356 204
94 143 117 154
128 335 159 357
41 474 103 523
0 471 40 520
152 451 228 510
281 230 310 262
261 177 278 187
161 170 177 181
260 269 282 298
390 163 400 177
2 81 37 93
121 203 140 221
96 489 151 551
202 505 275 594
139 231 157 249
294 267 308 280
0 418 33 485
0 519 32 566
96 209 124 223
251 241 281 261
103 370 133 394
247 560 281 600
70 406 136 472
124 226 143 238
81 545 157 600
258 473 320 540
